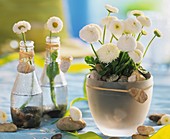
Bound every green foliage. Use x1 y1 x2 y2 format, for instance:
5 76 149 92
47 62 59 80
85 52 136 78
65 131 102 139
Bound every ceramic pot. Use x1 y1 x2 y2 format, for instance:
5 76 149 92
86 75 153 137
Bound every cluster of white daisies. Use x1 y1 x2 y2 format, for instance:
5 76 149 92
79 4 161 64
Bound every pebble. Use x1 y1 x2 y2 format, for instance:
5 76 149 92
0 123 17 132
118 76 128 82
70 106 82 121
106 74 119 82
108 137 120 139
149 113 165 122
56 116 86 131
137 126 155 136
128 75 137 82
132 134 148 139
90 70 101 80
51 133 62 139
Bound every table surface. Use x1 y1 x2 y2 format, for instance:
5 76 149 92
0 61 170 139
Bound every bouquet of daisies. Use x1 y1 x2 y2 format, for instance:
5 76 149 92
79 4 161 82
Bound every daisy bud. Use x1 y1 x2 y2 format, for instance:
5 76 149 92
154 29 162 37
141 30 147 35
101 16 118 27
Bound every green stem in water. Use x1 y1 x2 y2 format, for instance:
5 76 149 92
50 78 58 109
22 33 27 51
49 31 52 43
90 43 99 59
110 34 118 42
143 35 156 58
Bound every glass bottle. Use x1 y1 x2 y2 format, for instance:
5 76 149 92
40 36 67 118
11 41 43 128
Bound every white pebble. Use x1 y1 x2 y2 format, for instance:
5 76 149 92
128 75 137 82
70 106 82 121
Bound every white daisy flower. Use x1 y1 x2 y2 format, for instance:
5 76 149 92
105 4 119 13
160 114 170 125
136 41 144 53
47 16 63 33
108 20 124 36
124 18 142 34
128 49 143 63
117 35 137 52
13 21 31 34
79 24 101 43
130 10 144 17
101 16 118 27
137 16 152 27
0 111 7 123
90 24 103 38
97 43 120 63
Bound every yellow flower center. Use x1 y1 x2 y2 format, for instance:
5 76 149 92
18 25 25 30
115 24 120 29
53 22 58 28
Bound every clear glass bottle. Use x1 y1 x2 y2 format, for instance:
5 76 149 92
11 41 43 128
40 36 67 118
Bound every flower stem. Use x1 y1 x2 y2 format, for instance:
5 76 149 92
110 34 118 42
143 35 156 58
102 25 106 44
136 32 142 41
50 78 58 109
49 31 52 43
90 43 99 59
98 40 103 45
22 33 27 51
115 59 131 75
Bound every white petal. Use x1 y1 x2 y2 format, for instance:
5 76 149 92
160 114 170 125
108 20 124 35
137 16 152 27
70 106 82 121
128 49 143 63
105 4 119 13
97 43 120 63
124 18 142 34
79 24 101 43
117 35 137 52
47 16 63 33
101 16 118 27
12 20 31 34
136 41 144 53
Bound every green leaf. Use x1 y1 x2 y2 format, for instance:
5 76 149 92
85 56 95 65
77 131 102 139
46 62 59 80
51 50 58 61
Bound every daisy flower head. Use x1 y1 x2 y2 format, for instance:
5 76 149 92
128 49 143 63
101 16 118 27
108 20 124 36
136 41 144 53
13 21 31 34
137 16 152 27
79 24 102 43
124 18 142 34
117 34 137 52
90 24 103 37
0 110 7 123
130 10 144 17
47 16 63 33
97 43 120 63
105 4 119 13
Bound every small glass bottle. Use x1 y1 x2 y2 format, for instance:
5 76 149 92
40 36 67 118
11 41 43 128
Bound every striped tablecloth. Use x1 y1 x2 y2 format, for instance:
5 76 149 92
0 61 170 139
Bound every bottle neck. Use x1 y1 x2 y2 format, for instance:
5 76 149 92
45 42 60 64
19 42 35 66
